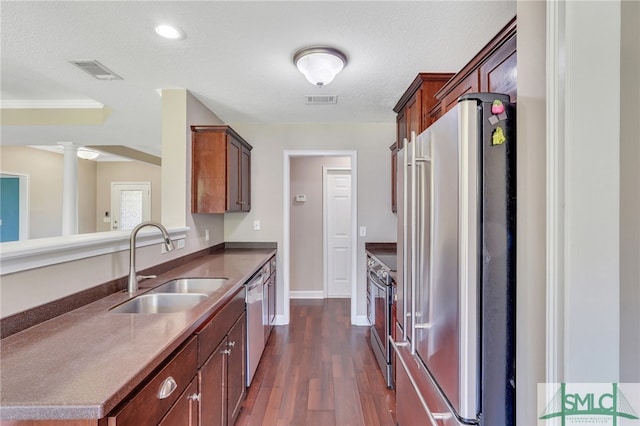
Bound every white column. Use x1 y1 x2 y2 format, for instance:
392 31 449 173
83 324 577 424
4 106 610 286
58 142 78 236
548 0 621 383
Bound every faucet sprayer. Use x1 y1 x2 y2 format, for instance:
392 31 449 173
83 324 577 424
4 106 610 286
128 221 175 294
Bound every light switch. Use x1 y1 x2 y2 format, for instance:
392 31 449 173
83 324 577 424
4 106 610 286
359 226 367 237
253 220 261 231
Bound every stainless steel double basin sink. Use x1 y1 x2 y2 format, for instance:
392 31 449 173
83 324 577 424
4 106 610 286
110 278 228 314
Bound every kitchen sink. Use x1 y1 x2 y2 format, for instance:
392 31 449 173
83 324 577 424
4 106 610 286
110 293 208 314
150 278 229 294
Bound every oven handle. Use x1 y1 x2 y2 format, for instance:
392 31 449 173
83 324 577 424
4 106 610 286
369 272 389 292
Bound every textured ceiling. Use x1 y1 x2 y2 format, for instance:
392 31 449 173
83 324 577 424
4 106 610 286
1 1 516 154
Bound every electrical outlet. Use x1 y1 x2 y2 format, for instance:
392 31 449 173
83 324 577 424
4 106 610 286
253 220 261 231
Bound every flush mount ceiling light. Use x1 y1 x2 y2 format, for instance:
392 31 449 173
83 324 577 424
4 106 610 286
155 24 185 40
293 46 347 88
77 148 100 160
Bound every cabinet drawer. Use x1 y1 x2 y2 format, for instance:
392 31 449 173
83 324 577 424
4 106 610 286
107 336 198 426
197 288 245 367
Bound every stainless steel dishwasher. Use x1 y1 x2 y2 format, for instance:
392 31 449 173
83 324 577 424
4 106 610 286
245 270 264 386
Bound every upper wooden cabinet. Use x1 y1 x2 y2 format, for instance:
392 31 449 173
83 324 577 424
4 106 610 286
191 125 252 213
393 73 454 149
431 17 517 122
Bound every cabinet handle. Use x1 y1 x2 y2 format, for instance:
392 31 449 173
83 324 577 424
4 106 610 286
188 393 201 402
227 341 236 347
157 376 178 400
221 349 232 355
237 201 247 205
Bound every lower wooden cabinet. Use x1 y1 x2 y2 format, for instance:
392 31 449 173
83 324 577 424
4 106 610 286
262 256 276 342
226 313 246 424
199 312 246 426
158 379 199 426
106 337 199 426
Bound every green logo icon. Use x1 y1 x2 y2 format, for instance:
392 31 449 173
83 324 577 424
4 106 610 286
540 383 639 425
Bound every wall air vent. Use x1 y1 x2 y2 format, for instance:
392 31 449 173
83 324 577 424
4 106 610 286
305 95 338 105
69 60 123 80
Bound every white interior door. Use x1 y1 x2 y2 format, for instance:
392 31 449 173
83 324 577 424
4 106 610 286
324 168 352 298
110 182 150 231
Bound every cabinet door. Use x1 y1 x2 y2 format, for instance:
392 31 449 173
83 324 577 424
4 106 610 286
226 313 246 426
226 137 242 212
479 34 517 102
441 71 480 115
406 91 421 138
396 111 407 150
240 145 251 212
158 378 199 426
199 340 226 426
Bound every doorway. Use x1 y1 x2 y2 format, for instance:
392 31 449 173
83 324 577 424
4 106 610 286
0 173 29 242
283 150 358 325
110 182 151 231
324 167 352 298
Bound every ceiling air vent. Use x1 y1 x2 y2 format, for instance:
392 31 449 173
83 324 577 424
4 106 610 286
305 95 338 105
69 60 123 80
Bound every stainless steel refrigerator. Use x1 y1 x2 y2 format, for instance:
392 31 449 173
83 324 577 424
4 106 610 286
394 93 516 425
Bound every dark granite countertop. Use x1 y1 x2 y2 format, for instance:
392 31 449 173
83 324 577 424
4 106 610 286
0 248 275 421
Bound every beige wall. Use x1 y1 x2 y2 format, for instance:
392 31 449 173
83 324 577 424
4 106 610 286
516 1 546 424
0 146 97 238
620 0 640 382
225 122 397 319
290 156 351 294
95 161 161 232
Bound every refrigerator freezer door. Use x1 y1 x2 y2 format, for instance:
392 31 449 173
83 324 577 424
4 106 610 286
396 142 407 338
414 103 480 422
457 99 481 420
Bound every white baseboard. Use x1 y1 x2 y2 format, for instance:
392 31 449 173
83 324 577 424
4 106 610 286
289 290 324 299
354 315 370 327
273 314 287 325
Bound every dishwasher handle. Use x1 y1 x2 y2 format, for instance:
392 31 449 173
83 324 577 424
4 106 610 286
245 272 264 292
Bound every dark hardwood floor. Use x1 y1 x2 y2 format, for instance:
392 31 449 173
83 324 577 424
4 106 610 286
236 299 397 426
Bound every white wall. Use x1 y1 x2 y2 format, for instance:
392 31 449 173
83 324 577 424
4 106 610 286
515 2 547 424
225 122 397 319
620 0 640 383
562 0 621 382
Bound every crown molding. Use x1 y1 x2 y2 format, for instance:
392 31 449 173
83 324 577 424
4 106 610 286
0 99 104 109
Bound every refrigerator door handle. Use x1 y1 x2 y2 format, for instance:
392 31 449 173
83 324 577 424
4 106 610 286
409 130 418 354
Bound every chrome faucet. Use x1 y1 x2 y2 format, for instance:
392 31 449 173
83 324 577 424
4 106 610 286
128 221 175 294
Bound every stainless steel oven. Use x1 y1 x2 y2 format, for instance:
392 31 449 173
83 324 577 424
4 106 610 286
367 256 393 388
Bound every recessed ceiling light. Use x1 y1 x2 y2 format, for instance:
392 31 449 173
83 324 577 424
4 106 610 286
155 25 184 40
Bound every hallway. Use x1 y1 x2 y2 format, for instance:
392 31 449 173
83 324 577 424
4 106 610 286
236 299 397 426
